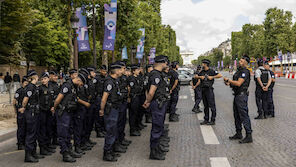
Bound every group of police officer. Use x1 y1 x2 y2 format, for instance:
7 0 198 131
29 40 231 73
13 55 181 163
191 55 276 144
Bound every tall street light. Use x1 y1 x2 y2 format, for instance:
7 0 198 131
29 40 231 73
70 10 79 70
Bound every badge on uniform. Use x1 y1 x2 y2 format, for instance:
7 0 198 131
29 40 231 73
15 93 19 98
107 84 112 91
93 79 97 84
63 87 68 93
155 78 160 84
242 73 246 77
27 91 32 97
130 82 134 87
84 84 88 89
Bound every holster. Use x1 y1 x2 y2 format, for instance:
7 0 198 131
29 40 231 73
105 102 112 115
156 98 165 109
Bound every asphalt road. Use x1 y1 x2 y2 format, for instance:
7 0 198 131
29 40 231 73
0 72 296 167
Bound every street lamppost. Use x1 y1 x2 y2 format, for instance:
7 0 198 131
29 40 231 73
131 46 137 64
70 11 79 70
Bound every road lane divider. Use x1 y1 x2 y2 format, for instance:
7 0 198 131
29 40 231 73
210 157 231 167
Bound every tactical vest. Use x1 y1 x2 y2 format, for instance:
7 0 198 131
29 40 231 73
270 71 275 89
39 84 54 111
27 83 39 106
148 70 166 101
119 75 128 100
129 76 141 97
163 72 171 100
61 80 77 111
261 69 269 86
107 77 122 107
232 68 250 94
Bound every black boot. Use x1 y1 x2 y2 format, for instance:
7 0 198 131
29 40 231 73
121 140 130 146
32 150 45 159
254 114 264 120
123 138 132 145
229 133 243 140
130 130 141 136
149 147 165 160
169 114 179 122
158 144 169 152
207 121 215 125
47 144 57 150
111 150 121 158
145 116 152 123
80 144 92 151
96 131 105 138
160 141 169 147
103 150 117 162
63 151 76 163
52 138 58 146
45 145 56 153
200 120 209 125
75 146 85 155
69 149 82 158
140 122 147 128
40 146 52 156
18 144 25 150
87 139 97 146
114 144 127 153
239 133 253 144
24 151 39 163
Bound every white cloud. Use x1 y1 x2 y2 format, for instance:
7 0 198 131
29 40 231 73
161 0 296 59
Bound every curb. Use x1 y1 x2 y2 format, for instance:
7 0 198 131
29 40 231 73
0 128 16 144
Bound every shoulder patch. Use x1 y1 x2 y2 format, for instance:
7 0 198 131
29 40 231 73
107 84 112 91
93 79 97 84
130 82 134 87
63 87 68 93
242 73 246 77
15 93 19 98
27 91 32 97
155 77 160 84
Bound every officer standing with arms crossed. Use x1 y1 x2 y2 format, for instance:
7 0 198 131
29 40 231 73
264 62 275 118
196 59 222 125
99 62 123 162
191 65 202 113
143 55 168 160
13 76 28 150
254 60 271 119
52 73 88 163
224 55 253 144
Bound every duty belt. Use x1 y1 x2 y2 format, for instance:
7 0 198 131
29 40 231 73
234 91 249 96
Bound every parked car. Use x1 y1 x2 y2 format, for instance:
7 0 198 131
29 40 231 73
178 73 191 85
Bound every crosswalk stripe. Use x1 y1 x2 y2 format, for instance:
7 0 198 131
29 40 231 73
196 114 219 145
210 157 231 167
179 95 188 99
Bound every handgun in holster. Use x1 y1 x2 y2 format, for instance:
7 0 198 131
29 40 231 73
105 102 112 115
156 98 165 109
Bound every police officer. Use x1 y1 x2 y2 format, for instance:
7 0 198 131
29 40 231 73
48 71 60 147
224 55 253 144
264 62 275 118
196 59 222 125
254 60 272 119
52 73 88 162
99 62 123 162
38 72 56 156
136 65 148 130
13 76 28 150
128 64 142 136
18 70 44 162
144 64 153 123
143 55 169 160
191 65 202 113
94 65 107 138
168 61 180 122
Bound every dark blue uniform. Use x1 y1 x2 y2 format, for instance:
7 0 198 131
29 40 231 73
148 69 167 149
103 76 122 151
94 75 106 135
267 71 275 117
128 75 142 133
117 75 129 142
48 81 59 145
38 84 55 148
15 87 26 147
85 78 96 142
192 72 202 110
24 83 40 153
231 67 252 134
56 79 77 154
168 69 180 116
143 72 152 122
199 69 218 123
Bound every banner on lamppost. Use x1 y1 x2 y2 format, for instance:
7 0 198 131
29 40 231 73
149 47 156 64
122 46 128 60
278 50 283 63
103 0 117 51
217 61 220 69
221 60 224 68
76 7 91 52
136 28 145 59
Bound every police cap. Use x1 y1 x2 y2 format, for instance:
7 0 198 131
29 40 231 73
100 65 107 70
69 69 77 75
242 55 250 63
155 55 168 63
78 73 87 84
80 68 90 76
22 76 28 83
109 62 122 70
87 67 96 72
40 72 49 79
27 70 37 77
202 59 211 65
49 71 57 76
131 64 140 70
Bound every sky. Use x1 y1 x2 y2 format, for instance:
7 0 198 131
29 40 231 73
161 0 296 59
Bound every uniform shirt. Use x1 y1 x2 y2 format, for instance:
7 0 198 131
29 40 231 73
192 71 201 88
199 69 218 89
59 79 76 106
269 70 275 89
104 76 121 107
128 75 141 96
38 84 54 110
148 69 166 100
119 75 128 101
168 69 179 91
24 83 39 105
49 81 60 100
162 72 171 99
232 67 250 94
77 85 89 102
94 75 105 97
88 78 96 102
143 72 150 91
14 87 26 107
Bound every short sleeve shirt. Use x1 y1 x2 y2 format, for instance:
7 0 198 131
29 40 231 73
149 70 162 88
199 69 219 88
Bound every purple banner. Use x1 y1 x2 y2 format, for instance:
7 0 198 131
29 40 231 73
221 60 224 68
76 7 91 52
103 0 117 51
136 28 145 59
149 48 156 64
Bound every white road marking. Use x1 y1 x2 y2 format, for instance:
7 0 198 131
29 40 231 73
197 113 204 120
197 114 219 145
179 95 188 99
210 157 231 167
